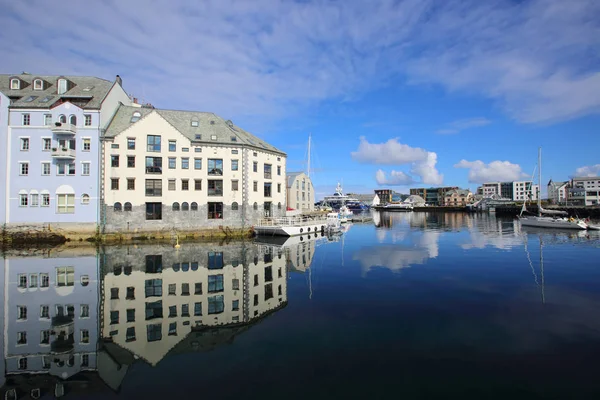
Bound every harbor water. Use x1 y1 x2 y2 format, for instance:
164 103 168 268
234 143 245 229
2 211 600 399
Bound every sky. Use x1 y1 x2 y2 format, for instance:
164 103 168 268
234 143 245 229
1 0 599 200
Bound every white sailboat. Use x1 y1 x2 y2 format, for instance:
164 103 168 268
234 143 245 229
519 148 587 230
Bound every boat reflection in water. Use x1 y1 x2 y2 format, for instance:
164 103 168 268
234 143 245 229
0 241 290 398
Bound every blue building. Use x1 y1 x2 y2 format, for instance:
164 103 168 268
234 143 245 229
0 73 131 227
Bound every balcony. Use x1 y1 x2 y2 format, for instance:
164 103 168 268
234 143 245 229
51 336 74 354
52 314 74 328
51 147 76 159
51 122 77 135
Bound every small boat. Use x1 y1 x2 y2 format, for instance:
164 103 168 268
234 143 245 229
254 215 330 237
587 223 600 231
373 203 414 211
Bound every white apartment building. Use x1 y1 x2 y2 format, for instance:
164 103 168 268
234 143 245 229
569 177 600 206
101 105 287 233
100 243 287 366
547 179 570 205
478 181 538 201
286 172 315 212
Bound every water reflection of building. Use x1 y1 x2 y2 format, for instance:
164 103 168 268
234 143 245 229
1 248 101 397
100 243 288 366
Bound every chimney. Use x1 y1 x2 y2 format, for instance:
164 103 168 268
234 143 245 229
133 97 138 104
115 75 122 86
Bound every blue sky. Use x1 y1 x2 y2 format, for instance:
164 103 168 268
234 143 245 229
1 0 599 200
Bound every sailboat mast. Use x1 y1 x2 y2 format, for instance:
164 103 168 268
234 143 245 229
307 133 311 178
537 147 542 216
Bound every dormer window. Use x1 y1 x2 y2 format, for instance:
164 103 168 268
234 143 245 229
33 79 44 90
10 78 20 90
131 111 141 123
230 136 237 142
191 118 199 127
57 78 68 94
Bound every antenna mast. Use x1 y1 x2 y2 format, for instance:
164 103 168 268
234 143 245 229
307 133 311 178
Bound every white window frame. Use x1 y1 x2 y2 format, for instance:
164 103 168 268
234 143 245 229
30 193 39 207
20 137 30 151
19 194 28 207
10 78 20 90
18 274 27 288
19 162 29 176
82 137 91 152
22 114 30 126
41 194 50 207
67 163 76 176
41 137 52 151
56 194 75 214
81 194 90 205
17 305 27 320
56 266 75 286
81 162 90 176
34 79 43 90
84 114 92 126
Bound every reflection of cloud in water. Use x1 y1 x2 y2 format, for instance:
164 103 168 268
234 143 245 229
354 230 441 275
460 217 523 250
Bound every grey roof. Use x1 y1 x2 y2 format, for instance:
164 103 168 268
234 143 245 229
0 73 116 109
104 104 285 155
286 171 305 187
445 189 472 196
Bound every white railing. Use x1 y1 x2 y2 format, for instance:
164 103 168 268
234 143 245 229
52 123 77 135
256 215 328 227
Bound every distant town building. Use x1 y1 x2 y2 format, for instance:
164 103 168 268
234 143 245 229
403 195 426 206
374 189 393 204
443 189 473 206
568 177 600 206
286 172 314 211
410 187 459 206
476 181 538 201
101 104 287 232
547 179 570 205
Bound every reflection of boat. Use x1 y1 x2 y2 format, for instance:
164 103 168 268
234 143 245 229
254 215 329 236
346 201 369 212
523 232 546 304
254 231 328 247
373 203 414 211
519 148 587 230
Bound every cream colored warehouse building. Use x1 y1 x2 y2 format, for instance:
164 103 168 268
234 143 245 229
286 172 314 212
101 105 287 232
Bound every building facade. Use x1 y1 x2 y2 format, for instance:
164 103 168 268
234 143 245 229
101 105 287 232
443 189 474 206
568 177 600 206
409 187 458 206
477 181 538 201
0 73 131 226
286 172 314 211
547 179 570 205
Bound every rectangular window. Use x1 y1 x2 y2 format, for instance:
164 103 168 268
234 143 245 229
145 278 163 297
147 135 161 152
232 300 239 311
17 331 27 345
30 193 38 207
44 114 52 126
57 194 75 213
231 159 238 171
22 114 30 126
111 287 119 299
127 137 136 150
17 306 27 320
127 286 135 299
126 178 135 190
145 300 163 320
18 358 27 370
83 138 91 151
56 267 75 286
81 304 89 318
208 202 223 219
19 194 28 207
40 274 49 287
41 194 50 207
208 180 223 196
277 183 281 193
67 163 75 175
146 202 162 220
145 179 162 196
253 161 258 172
277 165 281 176
264 183 272 197
127 156 135 168
208 275 224 292
231 149 238 154
41 305 50 318
19 162 29 176
168 283 176 295
166 157 176 170
253 181 258 192
195 282 202 295
81 162 90 176
208 295 224 314
182 179 189 191
111 178 119 190
181 158 189 169
194 158 202 170
126 327 136 342
18 274 27 288
81 330 90 344
20 137 29 151
84 114 92 126
41 330 50 345
182 283 190 295
208 159 223 175
125 308 135 323
168 179 176 191
208 251 224 269
169 140 176 152
264 164 272 179
194 302 202 316
169 305 177 317
42 138 52 151
194 179 202 191
232 180 239 191
147 324 162 342
169 322 177 336
265 283 274 300
182 147 189 152
110 310 119 324
111 155 119 167
181 304 190 317
146 156 162 174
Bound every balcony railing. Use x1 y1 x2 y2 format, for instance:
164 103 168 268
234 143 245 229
264 172 272 179
52 314 74 327
208 188 223 196
51 336 75 354
51 123 77 135
51 148 76 159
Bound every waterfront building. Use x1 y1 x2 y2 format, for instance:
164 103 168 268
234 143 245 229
286 172 314 211
568 177 600 206
476 181 538 201
99 243 288 365
0 73 131 227
409 187 459 206
101 105 286 232
1 250 100 383
374 189 393 204
443 189 474 206
547 179 570 205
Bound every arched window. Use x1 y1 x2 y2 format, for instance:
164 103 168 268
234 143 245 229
10 78 20 90
57 78 68 94
172 202 180 211
124 202 132 211
182 263 189 272
253 202 258 210
81 194 90 205
124 266 132 275
59 114 66 123
114 202 122 211
69 115 77 126
33 79 43 90
131 111 142 123
182 202 189 211
191 202 198 211
232 202 239 211
278 202 282 210
173 263 180 272
114 266 122 276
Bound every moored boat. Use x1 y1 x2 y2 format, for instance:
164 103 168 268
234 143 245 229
254 215 334 237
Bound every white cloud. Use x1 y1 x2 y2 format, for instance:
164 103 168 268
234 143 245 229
454 159 527 183
0 0 597 127
436 117 492 134
352 137 443 185
574 164 600 177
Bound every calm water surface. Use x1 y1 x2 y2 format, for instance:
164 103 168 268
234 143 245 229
3 212 600 399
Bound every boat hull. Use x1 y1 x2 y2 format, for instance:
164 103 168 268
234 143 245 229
519 216 587 230
254 224 327 237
